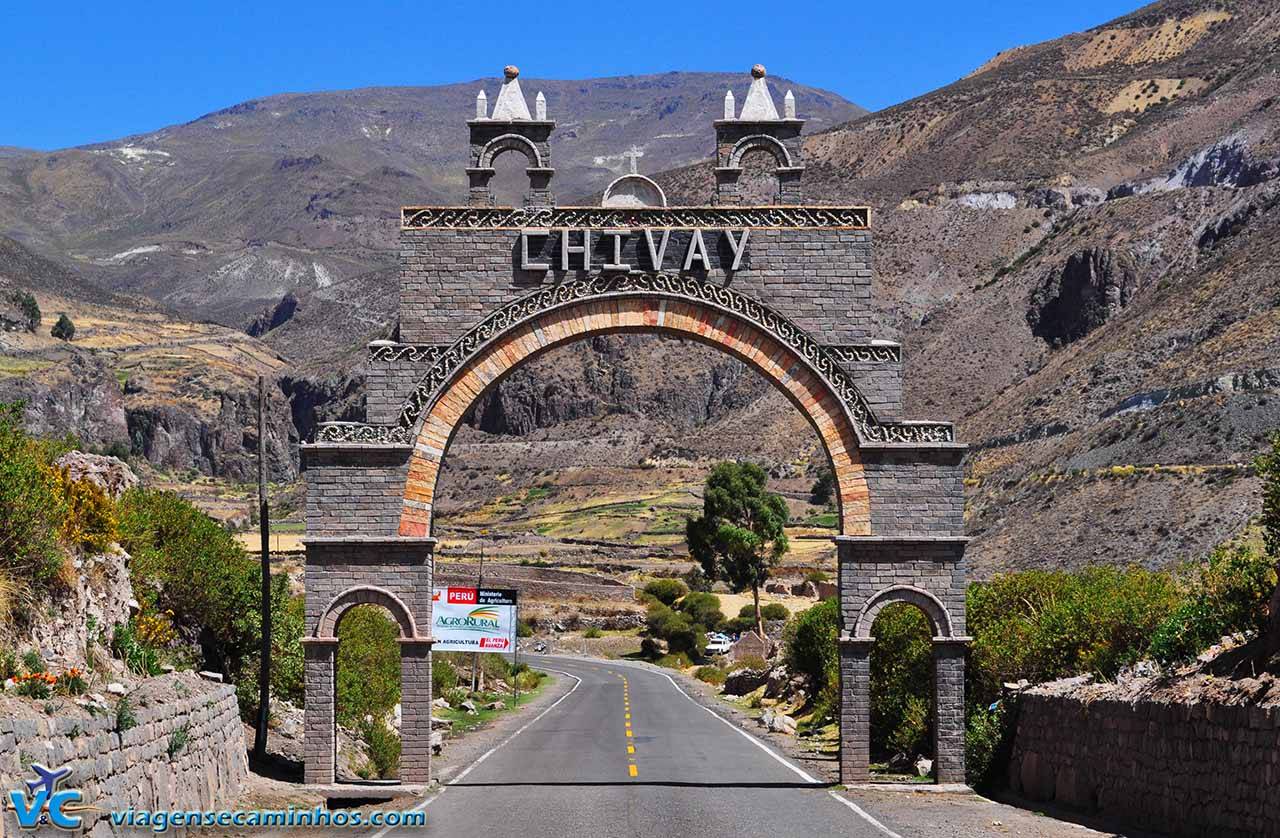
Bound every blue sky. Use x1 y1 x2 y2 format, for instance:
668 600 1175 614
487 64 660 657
2 0 1142 151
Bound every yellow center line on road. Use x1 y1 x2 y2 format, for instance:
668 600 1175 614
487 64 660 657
615 673 637 777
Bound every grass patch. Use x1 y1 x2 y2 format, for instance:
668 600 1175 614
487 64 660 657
800 512 838 529
435 673 550 734
0 358 54 378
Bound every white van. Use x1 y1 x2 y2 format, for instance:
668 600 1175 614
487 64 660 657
705 635 732 655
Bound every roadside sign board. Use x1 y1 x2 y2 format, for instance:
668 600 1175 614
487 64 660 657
431 587 518 652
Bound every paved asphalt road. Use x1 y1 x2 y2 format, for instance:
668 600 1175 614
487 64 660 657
382 655 902 838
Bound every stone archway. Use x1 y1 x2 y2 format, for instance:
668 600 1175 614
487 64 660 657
302 544 435 787
853 584 954 639
302 66 969 792
395 283 874 540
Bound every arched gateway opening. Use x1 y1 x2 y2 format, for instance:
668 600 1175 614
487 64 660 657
301 65 969 790
396 284 873 540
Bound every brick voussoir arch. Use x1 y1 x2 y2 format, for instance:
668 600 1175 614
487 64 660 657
315 585 419 639
853 584 955 639
398 291 874 538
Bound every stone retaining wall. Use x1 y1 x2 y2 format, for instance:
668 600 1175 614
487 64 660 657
1008 685 1280 837
0 672 248 838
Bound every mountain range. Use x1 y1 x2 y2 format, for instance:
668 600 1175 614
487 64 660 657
3 0 1280 577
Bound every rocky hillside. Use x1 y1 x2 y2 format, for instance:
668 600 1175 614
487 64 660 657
0 235 298 483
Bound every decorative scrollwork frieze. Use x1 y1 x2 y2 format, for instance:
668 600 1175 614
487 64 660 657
315 422 411 445
827 344 902 365
401 205 870 230
368 343 446 365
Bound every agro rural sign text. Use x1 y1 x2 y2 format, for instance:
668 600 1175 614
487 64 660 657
431 588 518 652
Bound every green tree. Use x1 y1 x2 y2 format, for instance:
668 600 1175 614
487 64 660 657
783 598 839 717
642 578 687 606
687 461 789 638
809 466 834 506
336 605 401 727
677 591 725 631
10 291 40 333
1255 431 1280 659
51 313 75 341
117 488 262 682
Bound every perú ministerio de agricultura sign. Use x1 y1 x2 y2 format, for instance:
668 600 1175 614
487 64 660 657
431 587 518 652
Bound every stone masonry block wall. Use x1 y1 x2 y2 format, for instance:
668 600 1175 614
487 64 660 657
367 354 440 425
398 227 875 347
304 447 411 537
864 448 965 536
1008 689 1280 837
0 672 247 838
842 357 902 420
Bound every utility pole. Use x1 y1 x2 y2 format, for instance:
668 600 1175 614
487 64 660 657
470 546 485 695
253 376 272 762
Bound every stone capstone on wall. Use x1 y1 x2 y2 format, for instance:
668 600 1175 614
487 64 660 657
0 672 248 838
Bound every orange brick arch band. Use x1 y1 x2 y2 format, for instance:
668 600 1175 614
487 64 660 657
397 295 872 538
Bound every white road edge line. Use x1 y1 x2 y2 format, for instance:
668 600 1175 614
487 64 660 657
366 666 583 838
645 665 906 838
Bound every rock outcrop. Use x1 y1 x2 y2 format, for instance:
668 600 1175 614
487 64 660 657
53 451 139 498
0 355 129 450
128 387 297 481
27 545 135 671
279 373 366 442
246 290 300 337
465 335 767 436
1027 248 1140 347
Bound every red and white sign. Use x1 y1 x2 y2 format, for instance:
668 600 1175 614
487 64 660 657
447 588 478 604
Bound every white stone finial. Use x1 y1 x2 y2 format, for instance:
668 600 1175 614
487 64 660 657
784 90 795 119
476 89 488 119
623 145 644 174
490 65 533 120
723 90 736 120
739 65 781 120
535 91 547 120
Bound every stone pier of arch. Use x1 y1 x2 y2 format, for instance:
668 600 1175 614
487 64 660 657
299 65 968 788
